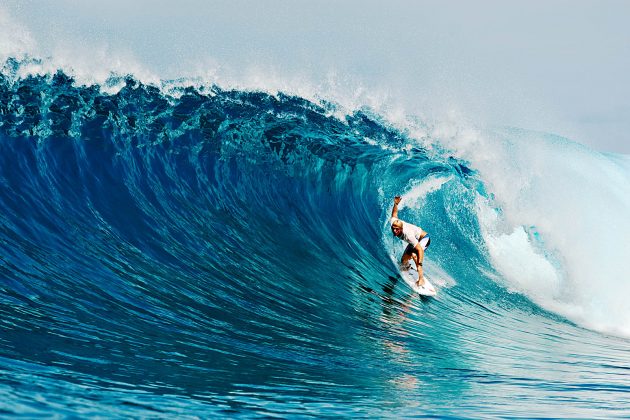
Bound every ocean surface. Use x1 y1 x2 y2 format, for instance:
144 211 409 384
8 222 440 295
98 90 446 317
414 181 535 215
1 57 629 418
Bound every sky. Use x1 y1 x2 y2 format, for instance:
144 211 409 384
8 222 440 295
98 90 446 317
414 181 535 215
2 0 629 153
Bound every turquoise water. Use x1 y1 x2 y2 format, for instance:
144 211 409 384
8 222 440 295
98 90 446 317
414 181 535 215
0 60 629 418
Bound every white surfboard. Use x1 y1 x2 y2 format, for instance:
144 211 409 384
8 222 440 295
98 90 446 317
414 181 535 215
400 266 437 297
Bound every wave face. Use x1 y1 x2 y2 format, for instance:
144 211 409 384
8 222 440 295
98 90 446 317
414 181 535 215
1 64 629 418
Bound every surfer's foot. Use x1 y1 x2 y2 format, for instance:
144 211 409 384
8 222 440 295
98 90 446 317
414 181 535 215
400 262 412 271
416 279 425 288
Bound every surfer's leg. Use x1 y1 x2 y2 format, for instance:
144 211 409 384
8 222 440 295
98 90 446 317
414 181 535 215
400 244 414 269
414 237 430 287
400 253 411 269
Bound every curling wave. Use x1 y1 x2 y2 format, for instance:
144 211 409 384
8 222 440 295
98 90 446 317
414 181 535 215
1 61 629 417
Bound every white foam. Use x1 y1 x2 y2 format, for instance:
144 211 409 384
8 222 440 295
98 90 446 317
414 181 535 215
398 175 453 211
0 4 160 92
446 125 630 338
0 8 35 61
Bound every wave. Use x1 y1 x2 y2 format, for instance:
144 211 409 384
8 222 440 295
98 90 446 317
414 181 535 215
1 59 629 417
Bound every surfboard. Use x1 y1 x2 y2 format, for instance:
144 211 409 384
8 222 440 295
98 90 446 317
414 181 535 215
400 266 437 297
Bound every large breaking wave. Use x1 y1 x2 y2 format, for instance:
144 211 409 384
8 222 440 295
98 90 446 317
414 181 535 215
1 59 629 417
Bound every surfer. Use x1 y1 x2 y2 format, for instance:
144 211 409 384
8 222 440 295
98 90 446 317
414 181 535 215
390 196 431 288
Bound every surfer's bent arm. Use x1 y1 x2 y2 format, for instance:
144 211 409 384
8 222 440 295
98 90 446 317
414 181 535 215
391 196 401 219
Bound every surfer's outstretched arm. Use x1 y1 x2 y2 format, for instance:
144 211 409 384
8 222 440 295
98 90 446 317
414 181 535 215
391 196 401 219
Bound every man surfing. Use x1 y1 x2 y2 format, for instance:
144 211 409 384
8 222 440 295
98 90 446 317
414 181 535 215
390 196 431 288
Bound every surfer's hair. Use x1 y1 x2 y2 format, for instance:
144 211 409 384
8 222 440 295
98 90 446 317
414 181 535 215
391 220 403 229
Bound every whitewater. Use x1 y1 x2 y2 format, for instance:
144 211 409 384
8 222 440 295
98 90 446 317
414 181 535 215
1 8 630 419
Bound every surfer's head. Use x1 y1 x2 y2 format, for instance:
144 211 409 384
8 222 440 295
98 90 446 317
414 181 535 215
391 220 403 237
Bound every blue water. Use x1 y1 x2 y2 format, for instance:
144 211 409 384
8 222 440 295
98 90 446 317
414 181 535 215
1 58 629 418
